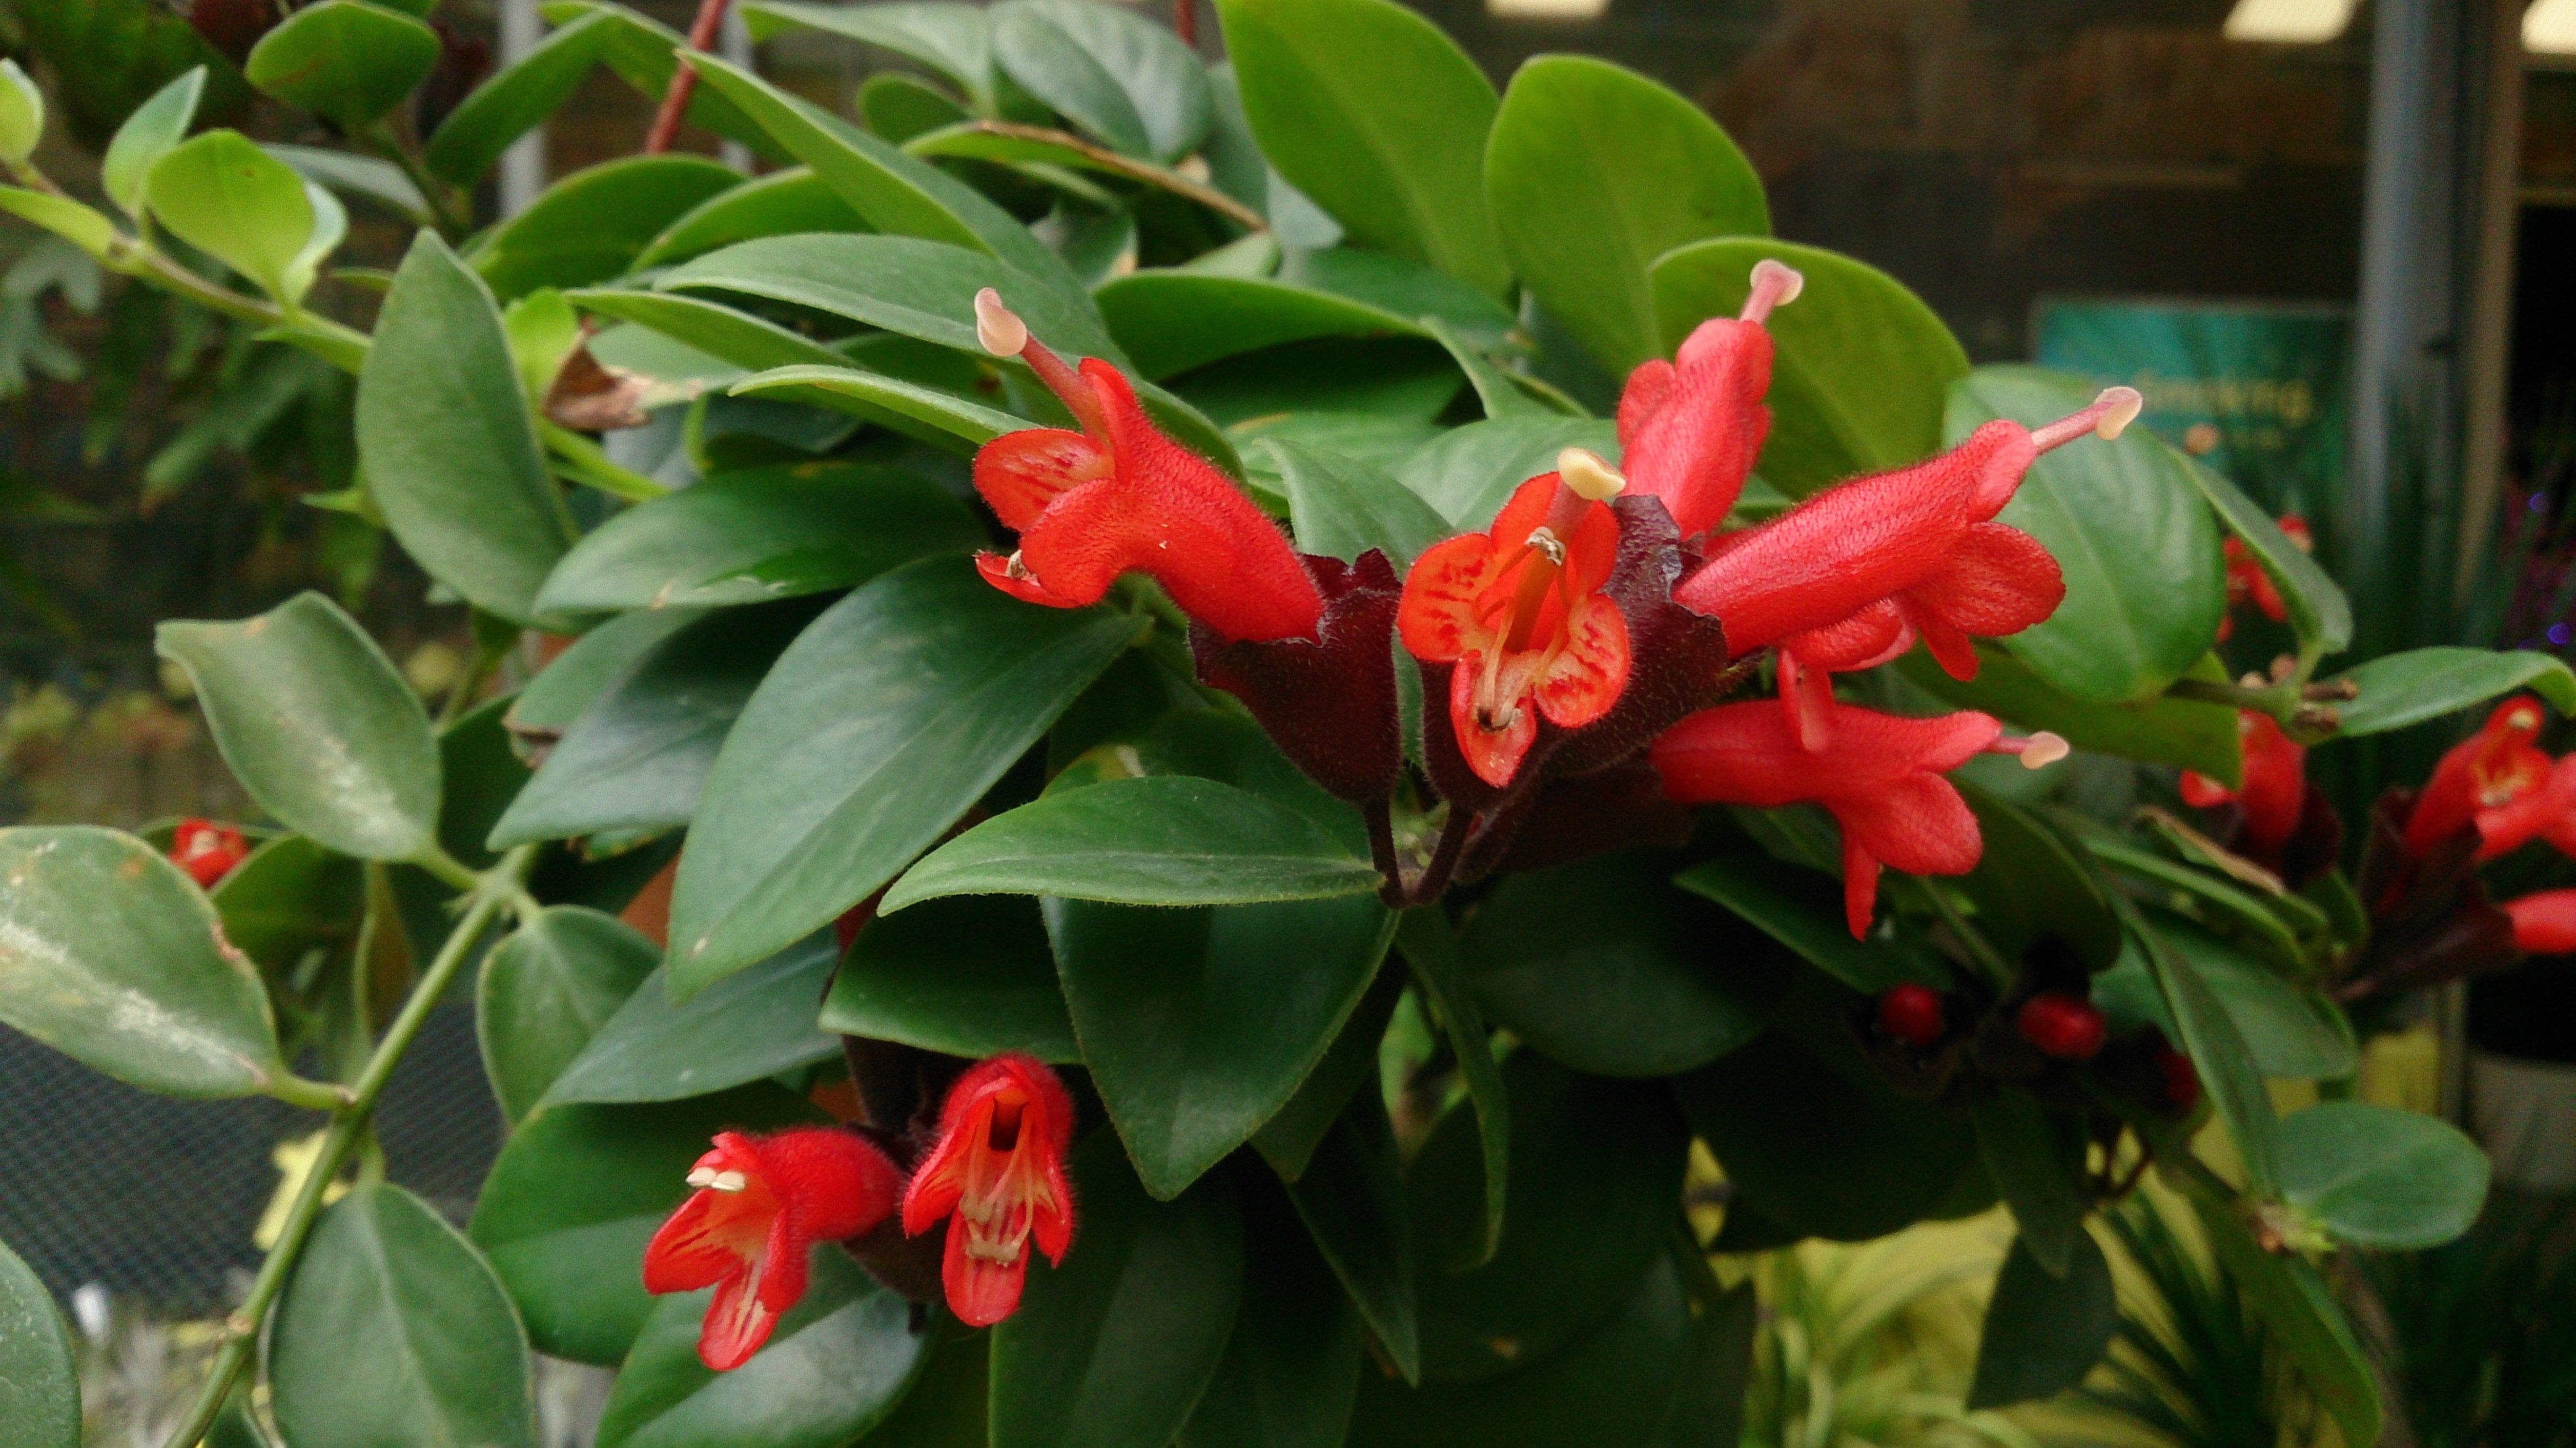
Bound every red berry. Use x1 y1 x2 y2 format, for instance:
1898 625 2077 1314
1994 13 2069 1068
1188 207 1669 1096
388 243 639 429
1876 984 1945 1047
2157 1048 2200 1108
2015 992 2106 1060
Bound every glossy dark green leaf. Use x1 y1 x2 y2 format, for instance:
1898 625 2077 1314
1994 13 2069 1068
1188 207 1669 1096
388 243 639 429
2277 1101 2487 1250
741 0 998 110
1647 1280 1758 1448
244 1 438 132
537 464 980 616
1273 248 1519 351
728 364 1028 452
468 1085 823 1364
2125 909 2280 1194
424 10 614 185
2142 911 2355 1079
477 905 658 1126
1965 1229 2115 1411
886 775 1380 912
436 691 532 871
1950 366 2228 702
2191 1193 2380 1448
1392 415 1618 530
1282 1089 1417 1383
1214 0 1509 298
506 608 702 741
825 895 1080 1063
1464 853 1791 1077
568 289 846 372
1651 238 1966 497
1097 272 1424 380
1394 909 1509 1267
1674 976 1979 1241
1348 1252 1692 1448
1672 854 1942 993
1409 1053 1688 1381
1262 438 1450 569
865 1324 989 1448
2178 451 2350 656
492 600 818 849
543 934 839 1106
158 591 440 862
990 1133 1245 1448
1958 786 2122 968
360 233 570 627
862 73 971 142
0 1234 79 1448
1251 964 1402 1180
596 1252 929 1448
633 168 873 271
1484 55 1766 373
659 233 1120 367
1901 646 2243 782
992 0 1210 162
667 560 1138 994
1969 1093 2090 1279
1178 1175 1363 1448
101 66 204 218
2327 646 2576 736
472 156 741 300
271 1184 536 1448
144 130 322 305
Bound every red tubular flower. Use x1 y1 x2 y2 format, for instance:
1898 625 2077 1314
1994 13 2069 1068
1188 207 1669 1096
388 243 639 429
1399 451 1633 788
1615 259 1801 543
642 1127 904 1370
1649 701 2065 937
901 1052 1076 1328
967 290 1321 644
2504 890 2576 953
2218 516 2307 641
170 819 249 890
2180 711 2308 857
1674 387 2139 749
2404 696 2552 857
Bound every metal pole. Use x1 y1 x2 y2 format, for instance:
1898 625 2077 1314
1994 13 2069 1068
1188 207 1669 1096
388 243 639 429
499 0 546 216
720 5 755 171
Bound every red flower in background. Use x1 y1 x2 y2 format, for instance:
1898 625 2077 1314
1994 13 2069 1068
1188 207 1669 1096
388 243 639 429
643 1128 904 1370
1398 451 1633 787
902 1053 1077 1328
2218 516 2308 641
2504 890 2576 953
170 819 248 889
1674 388 2139 748
1650 701 2065 936
1616 259 1800 543
2404 696 2554 857
2181 712 2309 859
967 290 1321 644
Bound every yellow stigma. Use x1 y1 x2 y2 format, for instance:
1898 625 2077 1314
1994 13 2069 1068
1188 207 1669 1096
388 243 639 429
1557 447 1626 502
1751 258 1803 305
2094 387 2144 440
974 287 1028 357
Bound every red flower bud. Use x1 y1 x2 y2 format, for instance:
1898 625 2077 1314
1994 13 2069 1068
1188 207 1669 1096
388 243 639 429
2157 1047 2201 1109
2180 711 2308 857
1876 984 1945 1047
1615 260 1799 542
170 819 249 890
642 1127 904 1370
968 290 1322 645
2015 992 2106 1061
901 1052 1077 1328
2504 889 2576 954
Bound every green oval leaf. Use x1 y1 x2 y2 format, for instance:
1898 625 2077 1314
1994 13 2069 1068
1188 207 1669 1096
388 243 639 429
2140 911 2355 1079
1485 55 1766 374
632 168 873 271
991 1133 1245 1448
1393 909 1509 1268
668 559 1138 994
245 1 440 133
1283 1091 1417 1386
1672 853 1943 993
2278 1101 2488 1250
477 905 658 1127
1969 1093 2090 1279
1097 272 1424 381
2125 905 2282 1195
1965 1229 2115 1411
1179 1176 1363 1448
729 364 1030 451
2176 449 2351 656
0 187 118 258
271 1183 537 1448
1900 645 2244 782
359 232 570 627
507 608 702 741
1958 786 2123 968
862 73 972 143
1264 438 1452 570
1950 365 2228 702
741 1 997 110
1214 0 1509 298
156 592 440 862
992 0 1211 163
542 2 786 159
0 1234 79 1448
1651 237 1966 497
2192 1194 2381 1448
598 1253 930 1448
543 934 839 1106
467 1085 823 1365
211 834 363 989
471 154 742 300
1464 853 1791 1078
570 289 847 372
2327 646 2576 737
145 131 318 306
101 66 203 219
1392 415 1619 530
827 894 1079 1062
424 11 614 185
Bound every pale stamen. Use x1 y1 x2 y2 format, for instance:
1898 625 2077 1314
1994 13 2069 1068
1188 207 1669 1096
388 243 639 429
1989 731 2070 769
1739 259 1804 325
2031 387 2144 452
686 1167 749 1193
1557 448 1626 502
1526 526 1567 567
973 287 1028 357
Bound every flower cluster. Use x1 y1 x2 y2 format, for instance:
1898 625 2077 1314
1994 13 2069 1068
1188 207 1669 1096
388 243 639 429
642 1052 1076 1368
963 275 2127 929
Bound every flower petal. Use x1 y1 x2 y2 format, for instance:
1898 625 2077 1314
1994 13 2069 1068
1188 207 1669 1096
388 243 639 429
697 1261 779 1372
1450 654 1537 786
974 428 1109 530
1903 522 2063 637
1532 593 1629 729
1398 533 1500 663
941 1222 1030 1328
641 1193 738 1295
1829 771 1983 877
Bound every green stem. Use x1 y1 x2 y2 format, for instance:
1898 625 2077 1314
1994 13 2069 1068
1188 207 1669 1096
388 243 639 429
156 845 540 1448
264 1074 354 1112
1914 878 2014 986
541 420 669 503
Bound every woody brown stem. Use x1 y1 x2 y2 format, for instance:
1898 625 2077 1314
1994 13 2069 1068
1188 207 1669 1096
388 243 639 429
643 0 733 156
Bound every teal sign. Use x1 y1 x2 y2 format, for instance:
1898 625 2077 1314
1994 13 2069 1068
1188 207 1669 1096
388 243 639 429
2034 298 2349 520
